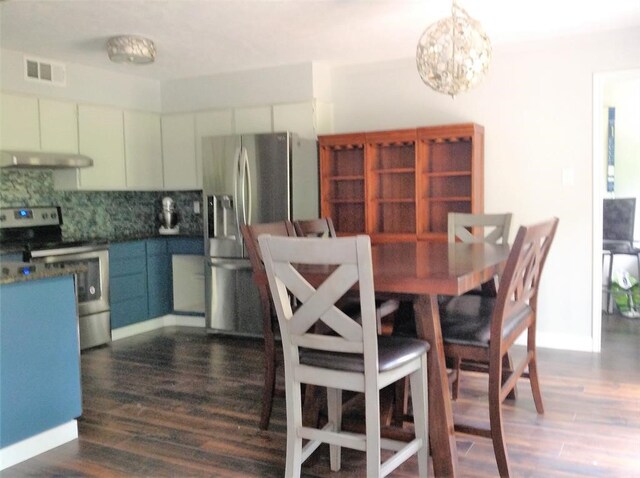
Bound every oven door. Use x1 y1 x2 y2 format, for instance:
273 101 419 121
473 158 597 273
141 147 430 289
31 248 110 317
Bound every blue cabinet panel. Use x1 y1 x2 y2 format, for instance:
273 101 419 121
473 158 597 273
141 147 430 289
110 240 149 329
147 239 172 318
111 297 150 328
110 271 148 301
167 237 204 255
146 238 168 256
109 241 146 260
110 255 147 276
1 276 82 447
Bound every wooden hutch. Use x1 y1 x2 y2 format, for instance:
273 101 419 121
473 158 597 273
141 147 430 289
319 123 484 242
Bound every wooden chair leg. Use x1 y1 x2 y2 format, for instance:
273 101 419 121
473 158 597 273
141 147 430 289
490 364 511 477
260 329 276 430
489 398 511 477
392 378 411 425
502 353 517 400
392 380 404 425
527 354 544 414
452 357 462 400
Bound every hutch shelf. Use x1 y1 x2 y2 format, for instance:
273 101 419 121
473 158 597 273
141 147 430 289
319 123 484 242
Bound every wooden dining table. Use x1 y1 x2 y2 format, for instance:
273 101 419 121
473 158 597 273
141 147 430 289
367 240 510 477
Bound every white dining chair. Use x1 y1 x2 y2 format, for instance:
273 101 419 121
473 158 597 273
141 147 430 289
258 234 430 477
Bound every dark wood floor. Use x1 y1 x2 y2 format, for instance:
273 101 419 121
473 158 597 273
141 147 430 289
5 316 640 477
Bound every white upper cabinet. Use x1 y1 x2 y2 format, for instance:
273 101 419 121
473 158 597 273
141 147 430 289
234 106 272 134
77 104 126 190
0 93 40 150
124 111 163 190
39 98 79 153
0 94 80 153
161 113 197 190
195 109 233 138
273 101 316 139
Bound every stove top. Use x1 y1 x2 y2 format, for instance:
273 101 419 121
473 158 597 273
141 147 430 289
0 206 108 257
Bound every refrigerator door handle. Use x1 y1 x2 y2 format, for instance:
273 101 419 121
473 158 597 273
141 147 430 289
237 147 250 227
243 147 252 225
233 146 243 239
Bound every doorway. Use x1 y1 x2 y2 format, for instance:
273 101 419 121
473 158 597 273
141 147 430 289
593 68 640 352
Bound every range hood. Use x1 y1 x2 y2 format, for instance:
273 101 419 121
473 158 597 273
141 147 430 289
0 150 94 169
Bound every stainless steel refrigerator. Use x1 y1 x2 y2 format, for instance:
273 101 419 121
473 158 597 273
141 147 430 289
203 132 318 336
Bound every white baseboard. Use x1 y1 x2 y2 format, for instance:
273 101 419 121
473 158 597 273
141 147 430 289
112 314 206 341
0 420 77 471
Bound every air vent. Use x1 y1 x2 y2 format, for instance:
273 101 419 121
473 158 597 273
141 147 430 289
24 56 66 87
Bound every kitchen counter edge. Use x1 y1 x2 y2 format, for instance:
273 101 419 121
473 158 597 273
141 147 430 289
1 262 87 285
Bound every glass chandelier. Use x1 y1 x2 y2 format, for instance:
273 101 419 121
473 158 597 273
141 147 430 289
416 0 491 98
107 35 156 64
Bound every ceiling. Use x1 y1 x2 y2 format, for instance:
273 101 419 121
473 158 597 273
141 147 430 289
2 0 640 82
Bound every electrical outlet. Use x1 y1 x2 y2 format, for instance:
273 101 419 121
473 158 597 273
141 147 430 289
193 201 200 214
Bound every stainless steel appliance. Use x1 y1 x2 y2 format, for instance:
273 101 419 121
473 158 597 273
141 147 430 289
0 150 93 169
203 132 318 336
158 196 180 235
0 206 110 349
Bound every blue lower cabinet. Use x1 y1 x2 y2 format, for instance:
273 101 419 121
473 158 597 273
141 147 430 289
147 238 172 318
1 276 82 447
109 241 149 329
111 297 149 328
167 237 204 255
109 237 204 330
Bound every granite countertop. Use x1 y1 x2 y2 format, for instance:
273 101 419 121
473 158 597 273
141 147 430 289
110 233 203 242
1 262 87 285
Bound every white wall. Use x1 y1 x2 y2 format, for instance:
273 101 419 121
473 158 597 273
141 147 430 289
0 48 161 112
329 27 640 351
161 63 314 113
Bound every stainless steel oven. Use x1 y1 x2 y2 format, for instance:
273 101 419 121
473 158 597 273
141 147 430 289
0 206 111 350
30 245 110 350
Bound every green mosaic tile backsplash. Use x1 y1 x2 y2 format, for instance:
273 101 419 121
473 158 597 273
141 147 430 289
0 170 203 241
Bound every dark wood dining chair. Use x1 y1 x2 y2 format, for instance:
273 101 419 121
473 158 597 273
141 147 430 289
240 221 296 430
448 212 512 296
439 217 559 477
292 217 337 238
447 212 513 399
293 217 400 334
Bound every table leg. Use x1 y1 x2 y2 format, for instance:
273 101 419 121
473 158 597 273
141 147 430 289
414 295 458 478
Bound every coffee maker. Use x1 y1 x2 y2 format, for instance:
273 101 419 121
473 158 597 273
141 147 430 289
158 196 180 235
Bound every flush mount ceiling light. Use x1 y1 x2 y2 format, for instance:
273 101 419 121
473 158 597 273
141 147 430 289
416 0 491 98
106 35 156 64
